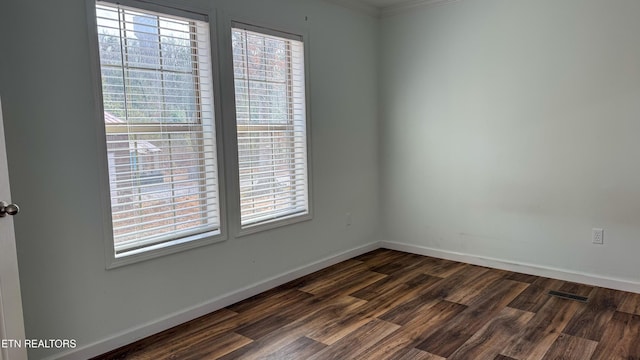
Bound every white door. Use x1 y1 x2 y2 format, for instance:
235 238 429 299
0 97 27 360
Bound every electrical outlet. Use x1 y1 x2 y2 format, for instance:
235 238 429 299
345 212 352 227
592 228 604 245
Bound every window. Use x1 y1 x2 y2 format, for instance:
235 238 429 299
95 1 220 258
231 23 310 230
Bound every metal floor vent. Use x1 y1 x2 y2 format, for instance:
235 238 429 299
548 290 589 303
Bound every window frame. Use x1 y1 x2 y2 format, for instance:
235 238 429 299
228 20 314 238
86 0 227 268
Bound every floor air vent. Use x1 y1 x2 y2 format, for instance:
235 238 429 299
547 290 589 303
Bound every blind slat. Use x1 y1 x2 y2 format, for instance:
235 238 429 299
115 216 219 238
241 199 308 215
112 195 218 216
242 207 307 225
239 188 307 202
110 182 218 201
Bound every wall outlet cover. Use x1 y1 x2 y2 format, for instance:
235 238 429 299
592 228 604 245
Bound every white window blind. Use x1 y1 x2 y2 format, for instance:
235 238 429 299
96 1 220 256
231 24 309 228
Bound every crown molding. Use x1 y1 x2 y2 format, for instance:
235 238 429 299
380 0 460 17
321 0 459 18
322 0 381 17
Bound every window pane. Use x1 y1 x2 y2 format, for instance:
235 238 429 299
96 2 219 256
232 26 309 228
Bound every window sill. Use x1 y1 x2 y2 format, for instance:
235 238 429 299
236 212 312 238
106 230 225 269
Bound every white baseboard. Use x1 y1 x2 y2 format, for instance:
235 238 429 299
46 241 380 360
381 241 640 294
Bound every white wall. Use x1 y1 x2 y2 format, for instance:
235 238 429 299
381 0 640 287
0 0 380 358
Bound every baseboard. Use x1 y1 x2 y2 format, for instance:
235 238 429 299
46 241 380 360
380 241 640 294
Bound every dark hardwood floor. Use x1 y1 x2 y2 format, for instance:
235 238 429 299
93 249 640 359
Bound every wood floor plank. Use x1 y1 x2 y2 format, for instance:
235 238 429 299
259 336 327 360
447 307 534 360
369 252 430 276
506 272 539 284
189 290 313 344
390 348 445 360
304 313 372 346
225 288 312 317
558 281 595 297
306 318 400 360
230 295 368 357
357 300 467 359
349 269 442 301
507 277 565 313
219 296 367 360
351 248 388 262
501 297 584 360
234 312 298 340
352 274 443 320
379 264 490 325
415 279 528 358
167 332 252 360
562 287 624 341
619 291 640 316
420 256 468 278
300 269 387 298
261 294 367 346
427 264 490 299
590 311 640 360
279 258 370 291
216 330 302 360
444 268 507 305
352 249 408 267
299 264 385 295
308 319 399 360
540 333 597 360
